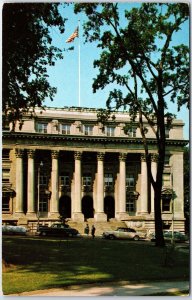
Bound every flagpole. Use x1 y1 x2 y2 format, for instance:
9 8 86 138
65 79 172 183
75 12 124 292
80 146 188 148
78 19 81 107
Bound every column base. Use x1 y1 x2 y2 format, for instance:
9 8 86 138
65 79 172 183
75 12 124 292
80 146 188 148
48 212 60 219
14 212 25 218
173 213 185 219
26 212 36 218
138 212 148 216
94 212 107 222
116 212 130 220
72 212 84 222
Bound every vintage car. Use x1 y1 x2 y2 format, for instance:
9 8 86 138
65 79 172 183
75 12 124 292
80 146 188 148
38 223 79 237
2 225 27 235
102 227 146 240
150 230 188 243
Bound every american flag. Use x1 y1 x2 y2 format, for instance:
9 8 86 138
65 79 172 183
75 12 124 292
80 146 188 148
66 27 79 43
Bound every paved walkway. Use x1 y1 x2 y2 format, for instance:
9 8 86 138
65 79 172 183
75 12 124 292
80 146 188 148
8 281 190 296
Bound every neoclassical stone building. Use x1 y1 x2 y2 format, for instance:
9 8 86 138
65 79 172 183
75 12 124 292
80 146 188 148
2 106 187 232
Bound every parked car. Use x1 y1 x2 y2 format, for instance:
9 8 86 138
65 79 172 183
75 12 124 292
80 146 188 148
38 223 79 237
2 225 27 235
150 230 188 243
102 227 146 240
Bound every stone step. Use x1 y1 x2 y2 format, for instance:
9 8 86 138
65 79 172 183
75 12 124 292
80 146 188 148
67 219 126 236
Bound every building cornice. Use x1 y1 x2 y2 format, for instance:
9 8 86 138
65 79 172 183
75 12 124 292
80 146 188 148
2 131 189 147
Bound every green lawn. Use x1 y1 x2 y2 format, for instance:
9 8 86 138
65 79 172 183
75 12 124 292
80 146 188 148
2 236 189 295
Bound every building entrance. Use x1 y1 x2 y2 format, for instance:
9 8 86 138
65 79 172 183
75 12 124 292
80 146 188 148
82 196 94 219
104 196 115 219
59 196 71 218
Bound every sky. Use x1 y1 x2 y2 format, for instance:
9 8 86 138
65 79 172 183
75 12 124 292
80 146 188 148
44 2 190 139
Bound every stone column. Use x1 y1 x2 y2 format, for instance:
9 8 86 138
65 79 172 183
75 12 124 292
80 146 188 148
50 150 59 217
27 149 35 216
151 154 158 215
170 153 185 219
15 149 24 215
139 154 148 215
118 153 128 219
95 152 107 221
73 151 84 221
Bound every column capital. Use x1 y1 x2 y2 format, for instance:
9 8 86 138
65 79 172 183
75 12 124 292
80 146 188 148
119 153 127 162
27 149 35 159
140 153 146 162
74 151 82 160
97 152 105 161
51 150 59 159
15 148 24 158
151 153 158 162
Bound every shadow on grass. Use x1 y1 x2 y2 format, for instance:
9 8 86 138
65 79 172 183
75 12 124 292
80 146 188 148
2 236 190 294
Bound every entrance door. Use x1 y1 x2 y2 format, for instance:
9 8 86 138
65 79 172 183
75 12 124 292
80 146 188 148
59 196 71 218
104 196 115 219
82 196 94 219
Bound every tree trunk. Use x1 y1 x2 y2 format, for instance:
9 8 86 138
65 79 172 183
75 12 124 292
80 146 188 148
154 186 165 247
153 147 165 247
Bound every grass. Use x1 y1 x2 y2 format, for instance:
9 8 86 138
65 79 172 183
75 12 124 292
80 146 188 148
144 291 189 296
2 236 190 295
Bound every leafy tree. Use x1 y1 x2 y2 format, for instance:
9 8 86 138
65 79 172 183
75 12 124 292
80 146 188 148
3 3 66 129
74 3 189 246
184 147 190 234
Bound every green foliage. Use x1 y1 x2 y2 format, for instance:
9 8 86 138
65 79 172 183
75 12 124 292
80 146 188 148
74 3 189 133
74 3 189 247
184 147 190 232
97 109 115 131
3 3 66 129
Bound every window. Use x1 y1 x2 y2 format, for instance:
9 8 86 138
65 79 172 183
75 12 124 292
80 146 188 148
2 117 9 131
106 127 115 137
126 197 135 212
61 124 70 134
40 175 47 186
2 196 10 213
60 175 70 186
104 173 113 186
126 174 135 187
128 128 136 137
164 155 170 165
162 198 171 212
84 125 93 136
165 128 170 138
83 174 92 186
37 123 47 133
39 194 48 212
3 149 10 160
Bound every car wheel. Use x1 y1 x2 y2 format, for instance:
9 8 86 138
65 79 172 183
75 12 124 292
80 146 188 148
109 235 115 240
133 235 139 241
41 231 47 236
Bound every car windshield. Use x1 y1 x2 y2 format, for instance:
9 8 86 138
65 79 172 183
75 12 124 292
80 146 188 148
52 224 62 228
117 228 127 231
128 228 136 232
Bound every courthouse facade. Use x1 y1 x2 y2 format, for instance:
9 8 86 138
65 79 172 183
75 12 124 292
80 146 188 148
2 106 187 232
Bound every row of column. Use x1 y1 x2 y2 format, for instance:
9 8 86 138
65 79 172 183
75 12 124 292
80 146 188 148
15 149 60 217
140 153 157 215
15 149 158 220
